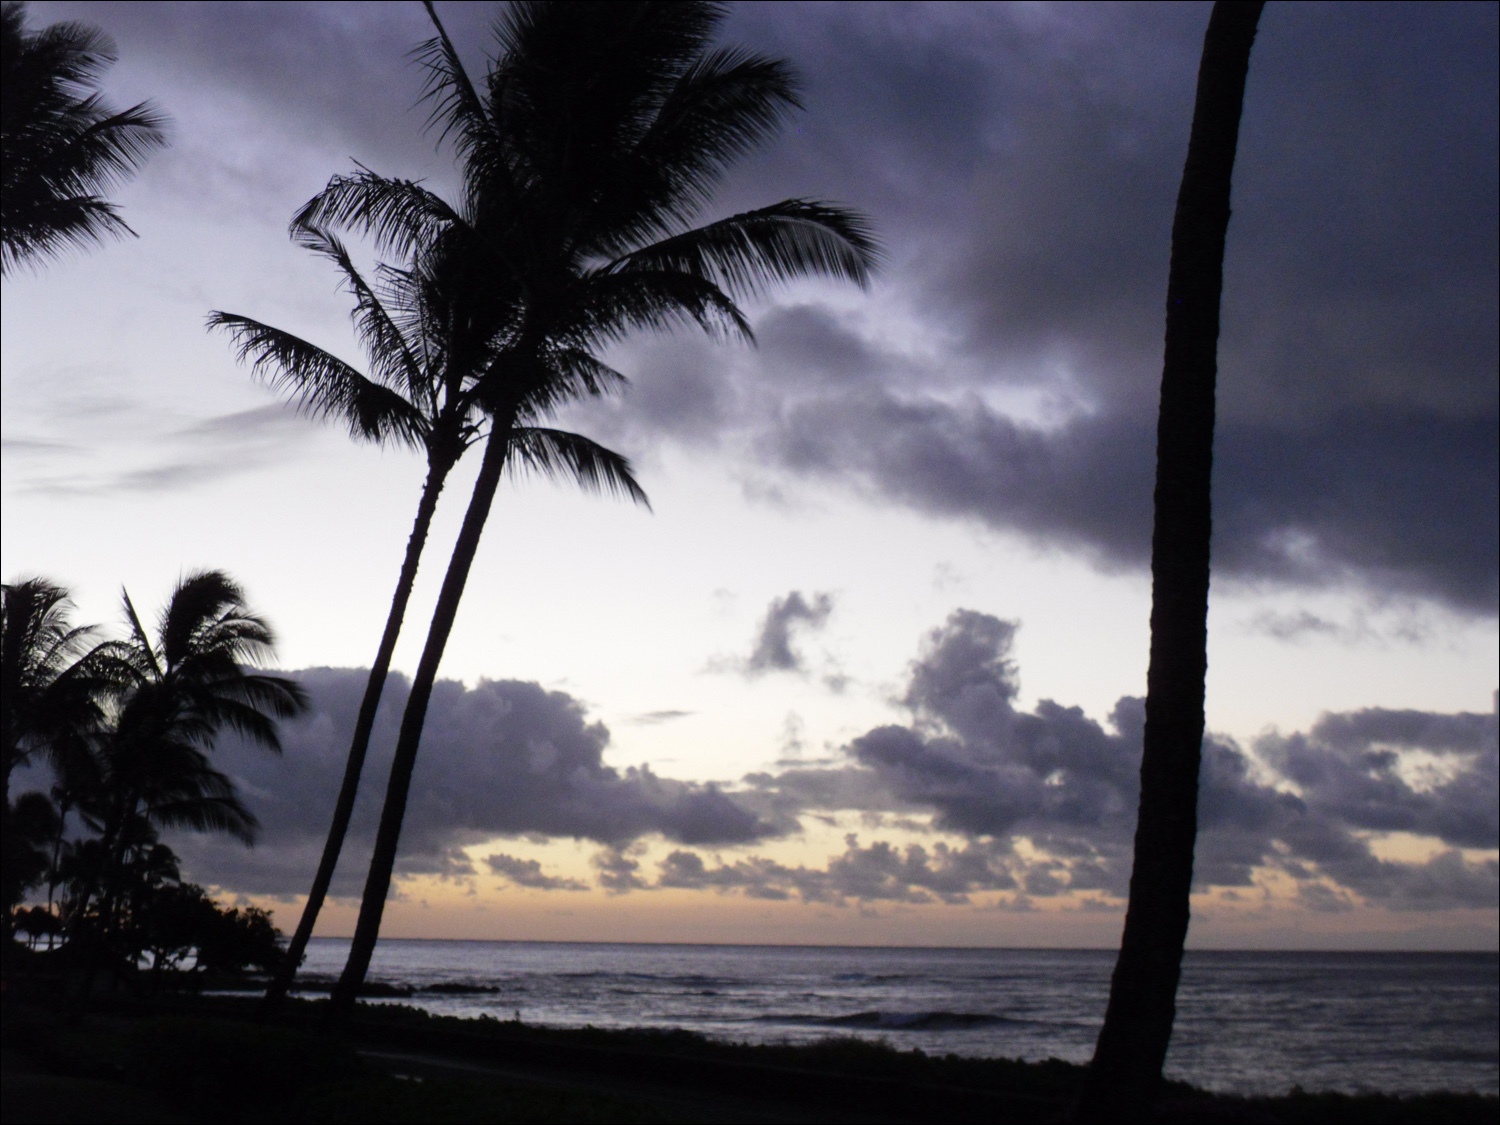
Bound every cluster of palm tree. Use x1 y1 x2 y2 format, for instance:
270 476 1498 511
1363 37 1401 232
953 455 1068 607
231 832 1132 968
205 0 879 1018
1 572 307 982
4 0 1267 1115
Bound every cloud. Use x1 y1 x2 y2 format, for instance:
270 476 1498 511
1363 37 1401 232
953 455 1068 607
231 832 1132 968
629 710 693 725
169 669 778 897
169 404 313 442
745 590 834 674
16 404 319 497
486 853 588 892
149 614 1494 913
592 847 648 894
653 836 1017 906
27 2 1492 612
559 2 1498 616
718 610 1498 910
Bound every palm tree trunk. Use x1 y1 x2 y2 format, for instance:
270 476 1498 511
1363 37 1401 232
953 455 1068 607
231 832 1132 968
261 454 455 1015
328 422 513 1020
1074 4 1262 1119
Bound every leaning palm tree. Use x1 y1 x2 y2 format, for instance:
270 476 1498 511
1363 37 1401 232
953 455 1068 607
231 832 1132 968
307 0 879 1018
1073 4 1264 1119
209 222 648 1010
0 0 167 274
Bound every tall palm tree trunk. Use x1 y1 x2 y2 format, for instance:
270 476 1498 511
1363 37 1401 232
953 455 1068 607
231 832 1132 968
1075 4 1263 1120
329 422 513 1020
262 455 455 1013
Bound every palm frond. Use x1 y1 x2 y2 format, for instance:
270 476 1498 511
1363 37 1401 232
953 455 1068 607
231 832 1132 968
1 3 167 273
0 193 130 273
604 199 881 297
564 267 753 346
589 47 801 251
207 311 429 449
148 793 258 845
292 169 461 263
505 426 650 509
414 2 493 164
289 224 433 409
118 590 160 681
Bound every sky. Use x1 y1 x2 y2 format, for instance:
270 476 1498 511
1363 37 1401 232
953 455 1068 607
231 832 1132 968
2 1 1496 950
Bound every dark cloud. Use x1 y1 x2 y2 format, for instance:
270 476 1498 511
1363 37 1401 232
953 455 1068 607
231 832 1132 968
565 2 1499 615
744 590 834 675
38 1 1493 612
722 610 1497 910
151 614 1494 912
1262 708 1499 851
760 390 1497 611
170 668 776 896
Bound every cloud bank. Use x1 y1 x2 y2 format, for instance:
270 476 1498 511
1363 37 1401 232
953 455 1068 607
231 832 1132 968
163 632 1495 915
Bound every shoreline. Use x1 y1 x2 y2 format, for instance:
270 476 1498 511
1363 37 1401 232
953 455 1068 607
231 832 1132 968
5 991 1497 1123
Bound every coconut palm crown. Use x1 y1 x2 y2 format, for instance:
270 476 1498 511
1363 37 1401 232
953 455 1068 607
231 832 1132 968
312 1 880 1016
210 216 648 1012
1 0 167 274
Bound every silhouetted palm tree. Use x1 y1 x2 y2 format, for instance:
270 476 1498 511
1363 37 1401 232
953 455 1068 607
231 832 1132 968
0 0 166 273
1074 4 1264 1119
2 578 102 800
1 578 115 929
209 223 647 1010
77 571 307 944
313 1 879 1017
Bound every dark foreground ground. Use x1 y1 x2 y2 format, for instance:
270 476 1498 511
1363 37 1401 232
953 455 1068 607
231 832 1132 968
2 992 1495 1124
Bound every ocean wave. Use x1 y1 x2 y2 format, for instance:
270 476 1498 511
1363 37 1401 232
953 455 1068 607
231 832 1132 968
762 1010 1016 1031
831 972 911 983
420 982 500 994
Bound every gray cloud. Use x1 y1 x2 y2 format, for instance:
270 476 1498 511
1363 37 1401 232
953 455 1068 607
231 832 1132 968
486 853 588 892
16 403 318 497
32 1 1494 611
150 613 1495 912
169 404 313 442
723 610 1497 910
592 847 649 894
745 590 834 674
654 837 1018 907
564 2 1498 615
170 668 777 896
630 710 693 726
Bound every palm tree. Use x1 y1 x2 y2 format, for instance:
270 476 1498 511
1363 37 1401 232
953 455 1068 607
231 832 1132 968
2 578 103 801
77 571 308 950
1074 4 1264 1119
309 1 879 1017
1 578 114 932
1 0 167 274
208 223 648 1010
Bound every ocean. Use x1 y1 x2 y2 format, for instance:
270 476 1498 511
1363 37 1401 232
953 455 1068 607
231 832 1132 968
292 940 1498 1097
